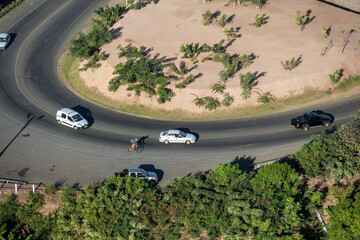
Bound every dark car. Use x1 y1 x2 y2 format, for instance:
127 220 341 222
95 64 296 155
291 111 331 131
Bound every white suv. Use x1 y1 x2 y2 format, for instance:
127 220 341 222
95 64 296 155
56 108 88 130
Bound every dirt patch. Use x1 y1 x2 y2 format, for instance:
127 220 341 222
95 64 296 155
79 0 360 114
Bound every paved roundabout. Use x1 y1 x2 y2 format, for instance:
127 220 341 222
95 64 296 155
0 0 359 186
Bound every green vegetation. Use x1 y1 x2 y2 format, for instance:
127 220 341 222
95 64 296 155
127 0 152 10
224 27 238 38
211 82 225 94
175 74 195 89
2 112 360 239
328 69 342 84
221 93 234 106
257 92 274 104
217 14 229 28
68 4 126 70
202 10 212 25
240 72 257 99
281 56 301 71
294 10 308 31
192 96 221 110
109 45 172 103
321 27 329 38
249 14 267 27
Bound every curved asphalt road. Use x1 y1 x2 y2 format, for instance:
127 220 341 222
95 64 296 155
0 0 359 186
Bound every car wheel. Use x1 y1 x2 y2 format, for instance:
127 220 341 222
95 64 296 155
323 121 330 127
185 140 191 145
164 140 169 144
57 120 61 125
73 126 78 130
302 124 309 131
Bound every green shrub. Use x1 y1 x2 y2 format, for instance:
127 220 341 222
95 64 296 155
44 184 57 196
128 0 152 10
321 27 329 38
294 133 336 178
94 4 125 27
219 70 231 82
180 43 200 60
224 27 238 38
249 14 267 27
326 191 360 239
221 93 234 107
204 97 221 110
68 20 111 59
175 74 195 89
211 83 225 94
202 10 212 25
257 92 273 104
294 10 308 31
281 56 301 71
328 69 342 84
217 14 228 28
239 72 257 99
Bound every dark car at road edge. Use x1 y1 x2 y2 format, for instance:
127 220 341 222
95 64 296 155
291 111 331 131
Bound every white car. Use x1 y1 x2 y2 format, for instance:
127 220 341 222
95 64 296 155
56 108 88 130
159 129 196 144
0 33 11 49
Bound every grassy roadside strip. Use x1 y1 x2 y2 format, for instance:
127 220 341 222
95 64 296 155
59 53 360 120
0 0 27 19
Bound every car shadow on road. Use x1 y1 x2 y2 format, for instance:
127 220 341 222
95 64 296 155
138 164 164 182
71 105 94 127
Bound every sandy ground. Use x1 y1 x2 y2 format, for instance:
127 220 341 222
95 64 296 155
80 0 360 113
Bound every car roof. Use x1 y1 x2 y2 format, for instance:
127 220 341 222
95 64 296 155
166 130 180 134
128 168 145 173
58 108 78 115
0 33 9 38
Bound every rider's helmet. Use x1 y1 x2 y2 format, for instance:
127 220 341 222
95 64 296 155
134 138 138 141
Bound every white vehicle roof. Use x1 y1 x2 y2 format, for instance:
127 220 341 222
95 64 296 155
166 130 180 134
0 33 9 38
58 108 78 116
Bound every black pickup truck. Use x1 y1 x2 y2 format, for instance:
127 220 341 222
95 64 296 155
291 111 331 131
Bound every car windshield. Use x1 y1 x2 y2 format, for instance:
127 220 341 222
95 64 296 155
162 131 169 136
72 114 84 122
0 38 7 42
141 169 148 176
179 131 186 137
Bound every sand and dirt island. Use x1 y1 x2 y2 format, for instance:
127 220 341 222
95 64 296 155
79 0 360 115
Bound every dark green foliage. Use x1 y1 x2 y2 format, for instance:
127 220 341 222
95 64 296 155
295 133 336 178
175 74 195 89
240 72 257 99
257 92 274 104
251 0 266 6
192 96 221 110
221 93 234 107
328 69 342 84
180 43 200 60
80 51 107 71
326 191 360 239
211 82 225 94
128 0 152 10
169 62 188 80
110 45 172 102
251 163 305 238
69 20 111 59
0 193 54 239
94 4 124 27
